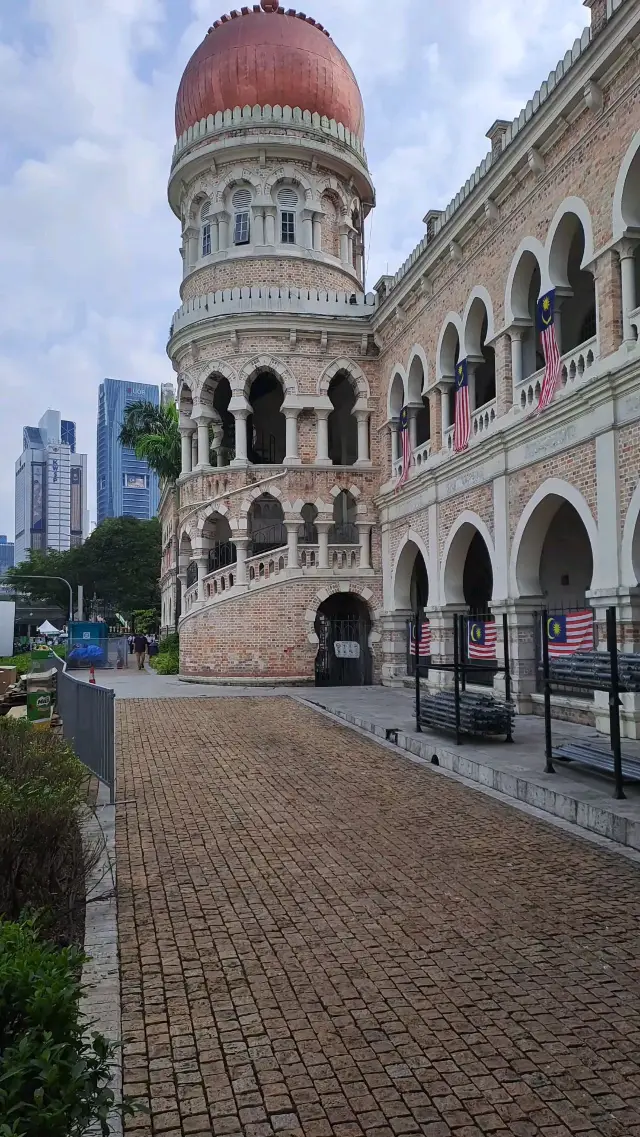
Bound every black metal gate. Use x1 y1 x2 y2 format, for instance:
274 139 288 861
315 614 372 686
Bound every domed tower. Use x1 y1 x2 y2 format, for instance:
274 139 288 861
164 1 381 683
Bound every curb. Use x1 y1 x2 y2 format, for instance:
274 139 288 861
80 783 121 1136
301 699 640 854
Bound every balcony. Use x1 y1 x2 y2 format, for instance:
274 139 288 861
199 540 365 605
392 438 433 480
513 335 598 415
630 304 640 341
443 398 498 452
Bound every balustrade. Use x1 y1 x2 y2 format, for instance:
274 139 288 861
514 335 598 414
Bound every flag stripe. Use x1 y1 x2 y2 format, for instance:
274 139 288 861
454 385 470 452
547 610 594 657
409 622 431 656
396 409 413 488
468 622 498 660
535 295 562 414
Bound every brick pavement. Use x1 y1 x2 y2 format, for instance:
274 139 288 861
117 697 640 1137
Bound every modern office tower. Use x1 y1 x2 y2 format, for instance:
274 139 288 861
14 410 88 566
96 379 161 525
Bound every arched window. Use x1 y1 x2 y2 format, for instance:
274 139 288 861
330 491 358 544
299 503 318 544
328 372 357 466
277 187 299 244
232 187 252 246
201 202 211 257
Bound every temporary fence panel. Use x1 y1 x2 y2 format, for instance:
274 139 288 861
56 668 115 801
67 621 109 669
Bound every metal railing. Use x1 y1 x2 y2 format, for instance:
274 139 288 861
53 656 115 802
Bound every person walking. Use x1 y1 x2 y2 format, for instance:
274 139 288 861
133 633 148 671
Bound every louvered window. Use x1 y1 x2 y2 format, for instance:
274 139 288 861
232 188 251 245
201 223 211 257
277 187 298 244
201 201 211 220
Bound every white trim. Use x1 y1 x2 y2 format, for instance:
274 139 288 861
509 477 599 597
435 312 464 383
391 532 430 610
504 236 547 326
613 129 640 240
440 511 496 605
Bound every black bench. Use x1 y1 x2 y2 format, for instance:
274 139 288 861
552 740 640 783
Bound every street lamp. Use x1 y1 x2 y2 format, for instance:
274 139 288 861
12 576 74 628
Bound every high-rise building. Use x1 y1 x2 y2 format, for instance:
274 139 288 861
96 379 160 525
14 410 89 566
0 536 14 577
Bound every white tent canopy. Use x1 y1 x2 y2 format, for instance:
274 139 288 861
37 620 61 635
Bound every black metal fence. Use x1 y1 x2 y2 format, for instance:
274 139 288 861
208 541 237 572
534 605 597 698
53 658 115 802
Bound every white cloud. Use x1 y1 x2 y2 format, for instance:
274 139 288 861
0 0 588 537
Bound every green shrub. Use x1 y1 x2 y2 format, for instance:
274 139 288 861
159 633 179 654
151 650 179 675
0 721 90 940
0 918 128 1137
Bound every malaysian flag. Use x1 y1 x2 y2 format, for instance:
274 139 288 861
409 620 431 657
468 620 497 660
453 359 471 452
396 405 412 488
547 611 594 657
535 289 562 413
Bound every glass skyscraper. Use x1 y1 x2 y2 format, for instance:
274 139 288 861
96 379 160 525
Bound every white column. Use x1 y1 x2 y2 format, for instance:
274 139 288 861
355 411 371 466
620 239 638 345
317 522 330 569
235 538 249 586
264 209 276 246
313 215 322 251
185 228 199 271
510 328 524 390
358 524 371 570
210 219 219 254
284 410 300 465
177 573 187 612
195 417 211 468
301 212 313 249
180 428 193 475
408 408 418 451
253 209 265 246
316 409 331 465
286 522 299 570
217 213 229 250
191 433 198 470
196 556 209 603
231 410 248 466
390 420 400 465
339 225 350 265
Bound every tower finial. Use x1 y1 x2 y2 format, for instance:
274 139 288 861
260 0 279 10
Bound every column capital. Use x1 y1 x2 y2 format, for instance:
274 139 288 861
315 407 331 421
179 416 195 433
615 234 640 260
354 408 371 421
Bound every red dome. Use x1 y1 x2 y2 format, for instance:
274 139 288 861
175 6 365 140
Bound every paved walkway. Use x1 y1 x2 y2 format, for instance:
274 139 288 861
117 697 640 1137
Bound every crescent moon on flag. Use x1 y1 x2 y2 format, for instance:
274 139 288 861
471 624 481 642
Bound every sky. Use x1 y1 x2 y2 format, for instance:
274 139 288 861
0 0 589 538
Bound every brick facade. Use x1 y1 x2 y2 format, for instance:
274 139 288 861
162 2 640 712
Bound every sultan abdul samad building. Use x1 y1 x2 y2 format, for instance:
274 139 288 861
160 0 640 733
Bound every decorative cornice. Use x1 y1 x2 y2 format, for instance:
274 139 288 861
172 103 367 169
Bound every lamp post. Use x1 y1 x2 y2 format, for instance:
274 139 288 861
12 575 74 628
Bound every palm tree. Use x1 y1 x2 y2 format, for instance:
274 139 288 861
119 400 181 484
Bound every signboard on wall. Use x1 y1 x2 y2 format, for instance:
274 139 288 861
334 640 360 659
0 601 15 657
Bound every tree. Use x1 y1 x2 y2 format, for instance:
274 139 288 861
119 400 181 484
7 517 161 616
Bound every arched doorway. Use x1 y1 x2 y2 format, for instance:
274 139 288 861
248 494 286 556
394 540 429 613
515 498 594 609
548 214 596 354
202 512 236 574
315 593 372 687
248 372 285 464
328 372 358 465
443 521 495 686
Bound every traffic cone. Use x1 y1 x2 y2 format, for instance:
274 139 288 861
89 666 96 685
